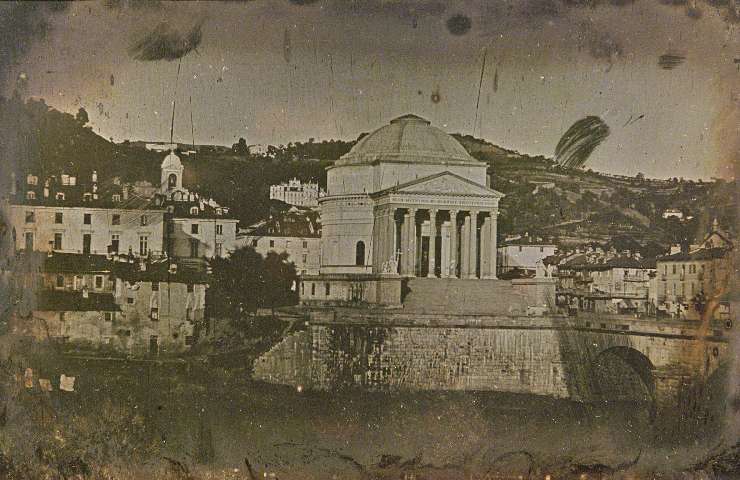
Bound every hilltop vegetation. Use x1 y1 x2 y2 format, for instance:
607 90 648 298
1 97 735 248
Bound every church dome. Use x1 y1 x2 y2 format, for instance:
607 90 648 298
336 114 480 166
161 150 182 170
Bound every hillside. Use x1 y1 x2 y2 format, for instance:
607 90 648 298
1 97 735 248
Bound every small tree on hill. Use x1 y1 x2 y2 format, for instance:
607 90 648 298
232 137 249 156
75 107 89 126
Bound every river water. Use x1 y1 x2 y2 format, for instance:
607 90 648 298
5 351 730 479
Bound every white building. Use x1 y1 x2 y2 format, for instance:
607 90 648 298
269 178 324 208
236 206 321 275
300 114 505 306
157 151 239 260
497 241 557 276
662 208 684 220
3 171 165 257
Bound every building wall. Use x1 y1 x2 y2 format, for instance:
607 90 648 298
41 272 114 293
114 278 206 354
327 162 488 197
657 256 731 318
242 235 320 275
498 245 557 273
269 180 321 207
5 204 165 256
319 196 374 272
169 217 238 259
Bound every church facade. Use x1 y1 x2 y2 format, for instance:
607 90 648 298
300 114 504 306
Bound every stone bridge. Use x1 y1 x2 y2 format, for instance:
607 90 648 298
254 309 732 419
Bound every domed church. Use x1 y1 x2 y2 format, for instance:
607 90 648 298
301 114 504 306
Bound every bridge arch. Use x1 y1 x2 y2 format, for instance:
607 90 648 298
591 346 657 418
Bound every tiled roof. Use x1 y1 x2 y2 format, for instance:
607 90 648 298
658 247 731 262
111 259 208 284
241 207 320 238
43 253 113 273
36 290 120 312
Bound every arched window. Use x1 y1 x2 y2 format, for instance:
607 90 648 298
168 173 177 188
355 241 365 266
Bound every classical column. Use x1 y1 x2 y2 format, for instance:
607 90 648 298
460 212 470 278
372 208 382 273
427 209 438 278
468 210 479 279
386 207 396 271
488 210 498 279
480 214 490 278
408 208 417 276
401 209 411 275
448 210 458 278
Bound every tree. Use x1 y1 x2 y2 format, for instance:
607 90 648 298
207 246 264 318
75 107 89 126
261 251 298 314
232 137 249 156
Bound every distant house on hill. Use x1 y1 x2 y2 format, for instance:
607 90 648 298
662 208 684 220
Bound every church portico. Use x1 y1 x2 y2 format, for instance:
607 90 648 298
371 190 501 280
303 114 504 307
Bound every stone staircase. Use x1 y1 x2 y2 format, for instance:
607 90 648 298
401 278 531 315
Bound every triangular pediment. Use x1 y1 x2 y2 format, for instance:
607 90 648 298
376 172 503 198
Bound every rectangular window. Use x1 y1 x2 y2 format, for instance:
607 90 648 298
25 211 35 223
215 224 223 235
53 233 63 250
189 238 199 258
540 247 544 252
83 234 91 254
187 284 194 293
150 307 159 321
139 235 148 256
83 213 91 225
112 214 120 225
325 283 331 296
94 275 103 289
252 239 258 247
311 283 316 296
56 275 64 288
24 232 33 251
191 223 199 234
303 241 308 249
127 297 134 304
140 215 148 226
215 242 223 257
152 281 159 292
672 265 676 274
110 234 119 253
112 194 121 202
55 212 63 224
104 312 114 322
302 254 307 263
269 240 275 248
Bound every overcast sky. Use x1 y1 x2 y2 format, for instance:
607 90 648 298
1 0 737 180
